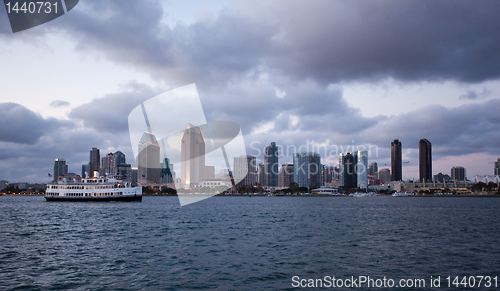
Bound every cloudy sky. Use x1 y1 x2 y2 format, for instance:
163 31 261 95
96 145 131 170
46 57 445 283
1 0 499 183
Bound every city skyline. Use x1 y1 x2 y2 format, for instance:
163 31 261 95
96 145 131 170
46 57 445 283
1 1 500 183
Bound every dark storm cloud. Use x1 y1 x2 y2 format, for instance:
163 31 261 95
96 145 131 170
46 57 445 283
458 88 492 100
364 99 500 157
48 0 500 85
0 103 65 144
69 82 159 133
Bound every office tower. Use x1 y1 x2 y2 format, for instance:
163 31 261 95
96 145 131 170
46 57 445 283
339 152 356 188
419 138 432 182
391 139 402 181
100 152 114 176
181 124 205 186
258 163 265 185
495 158 500 176
205 166 215 180
356 150 368 189
89 148 100 177
278 164 294 187
160 158 174 184
378 168 391 184
368 162 378 178
234 155 256 186
324 166 335 183
138 132 160 184
451 166 466 181
81 164 89 178
264 142 279 186
53 158 68 182
293 152 321 189
113 151 126 173
116 163 132 182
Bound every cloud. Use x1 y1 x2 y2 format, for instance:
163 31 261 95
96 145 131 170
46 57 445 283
69 81 159 133
458 87 492 100
50 100 70 107
0 103 65 144
42 0 500 87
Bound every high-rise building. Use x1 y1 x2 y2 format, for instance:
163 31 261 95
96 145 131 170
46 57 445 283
181 124 205 186
81 164 89 178
293 152 321 189
53 158 68 182
89 148 100 177
324 166 335 183
205 166 215 180
264 142 279 186
234 155 256 186
368 162 378 178
138 132 160 185
356 150 368 189
160 158 174 184
495 159 500 176
257 163 265 185
100 152 114 176
339 152 356 188
278 164 294 188
391 139 402 181
378 168 391 184
451 166 466 181
113 151 126 174
419 138 432 182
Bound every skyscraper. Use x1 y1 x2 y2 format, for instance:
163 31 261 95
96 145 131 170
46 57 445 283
356 150 368 189
233 155 256 186
100 152 114 176
378 168 391 184
181 124 206 186
419 138 432 182
339 152 356 188
89 148 100 177
278 164 294 188
138 132 160 184
53 158 68 182
257 163 265 185
495 159 500 176
368 162 378 178
451 166 466 181
293 152 321 189
391 139 402 181
324 166 335 183
264 142 279 186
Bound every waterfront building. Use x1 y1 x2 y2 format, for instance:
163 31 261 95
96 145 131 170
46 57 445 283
257 163 265 185
81 164 89 178
278 164 294 188
138 132 160 185
160 158 174 184
356 150 368 189
378 168 391 184
495 158 500 176
0 180 8 191
293 152 321 189
100 152 114 176
451 166 466 181
368 162 378 178
419 138 432 182
339 152 356 188
53 158 68 182
264 142 279 186
324 166 335 183
391 139 402 181
181 124 205 186
205 166 215 180
233 155 256 186
89 148 100 177
112 151 126 173
434 173 451 182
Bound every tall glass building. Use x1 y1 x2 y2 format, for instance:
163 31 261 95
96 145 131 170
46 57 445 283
264 142 279 186
356 150 368 189
293 152 321 189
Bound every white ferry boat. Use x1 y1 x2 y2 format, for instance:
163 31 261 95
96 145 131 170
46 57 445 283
45 172 142 202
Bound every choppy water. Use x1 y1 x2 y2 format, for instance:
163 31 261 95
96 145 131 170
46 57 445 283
1 196 499 290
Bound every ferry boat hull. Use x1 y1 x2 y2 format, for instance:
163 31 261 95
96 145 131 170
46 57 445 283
45 195 142 202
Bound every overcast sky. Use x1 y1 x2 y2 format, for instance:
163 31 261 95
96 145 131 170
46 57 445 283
1 0 499 183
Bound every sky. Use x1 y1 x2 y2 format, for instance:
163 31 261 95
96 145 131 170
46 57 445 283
0 0 499 183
